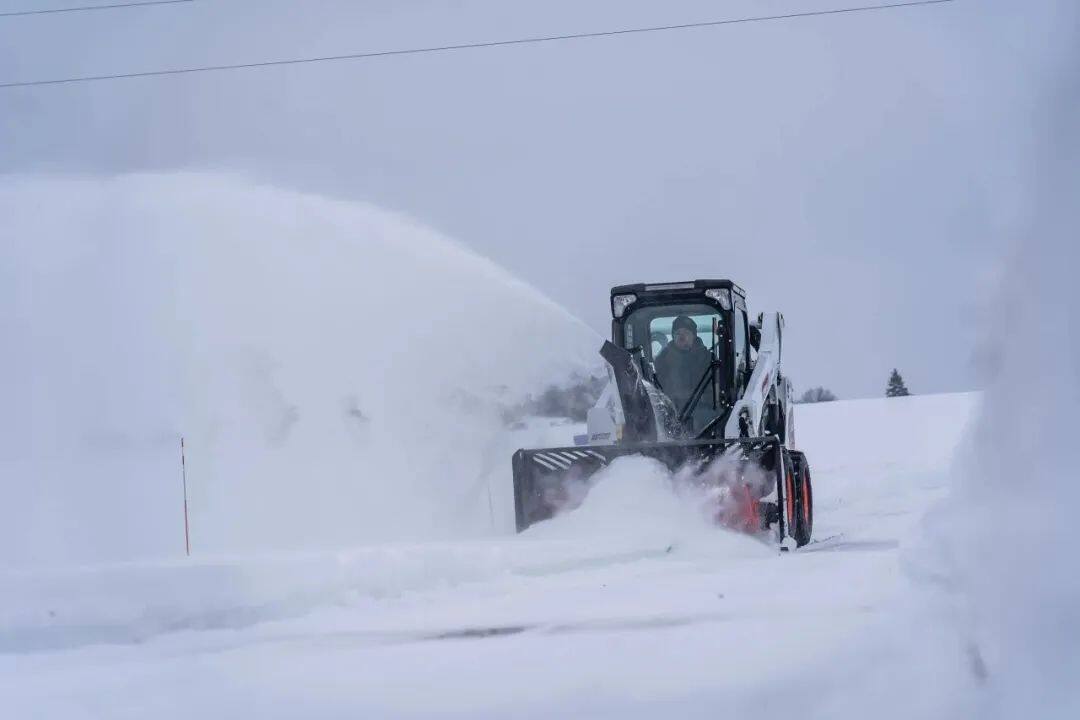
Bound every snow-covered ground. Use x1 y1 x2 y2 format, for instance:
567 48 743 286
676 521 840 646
1 392 981 718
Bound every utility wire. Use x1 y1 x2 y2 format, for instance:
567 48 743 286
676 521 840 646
0 0 955 89
0 0 192 18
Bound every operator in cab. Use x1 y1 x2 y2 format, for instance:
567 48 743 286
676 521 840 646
654 315 712 415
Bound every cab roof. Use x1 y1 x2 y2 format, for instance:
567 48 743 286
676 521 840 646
610 279 746 299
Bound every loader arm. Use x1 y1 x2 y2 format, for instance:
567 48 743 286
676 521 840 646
725 312 783 439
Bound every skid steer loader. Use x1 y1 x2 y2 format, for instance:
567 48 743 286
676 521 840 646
512 280 813 547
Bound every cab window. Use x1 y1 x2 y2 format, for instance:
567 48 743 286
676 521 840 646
622 303 724 361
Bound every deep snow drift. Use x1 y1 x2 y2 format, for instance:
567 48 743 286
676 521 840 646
0 174 600 566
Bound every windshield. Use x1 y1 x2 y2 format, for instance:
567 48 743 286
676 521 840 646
621 303 727 433
621 303 723 361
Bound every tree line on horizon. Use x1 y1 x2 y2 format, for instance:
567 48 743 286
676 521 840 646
797 369 911 404
523 368 915 418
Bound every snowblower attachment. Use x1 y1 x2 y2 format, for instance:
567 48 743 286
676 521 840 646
512 437 802 542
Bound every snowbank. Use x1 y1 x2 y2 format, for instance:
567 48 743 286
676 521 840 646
0 173 600 566
927 78 1080 720
800 14 1080 717
0 529 728 654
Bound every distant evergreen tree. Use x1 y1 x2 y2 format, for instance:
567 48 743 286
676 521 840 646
886 369 910 397
798 386 837 403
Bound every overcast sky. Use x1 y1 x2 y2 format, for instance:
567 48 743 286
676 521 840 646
0 0 1067 398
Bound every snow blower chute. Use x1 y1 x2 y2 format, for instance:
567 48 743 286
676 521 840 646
512 280 813 547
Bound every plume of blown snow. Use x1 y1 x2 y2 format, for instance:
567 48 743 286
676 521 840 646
0 173 600 567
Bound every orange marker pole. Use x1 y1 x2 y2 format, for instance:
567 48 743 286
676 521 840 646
180 436 190 557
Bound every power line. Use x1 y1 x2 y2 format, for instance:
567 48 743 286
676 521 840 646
0 0 955 89
0 0 193 18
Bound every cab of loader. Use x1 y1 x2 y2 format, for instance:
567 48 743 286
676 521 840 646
609 279 755 436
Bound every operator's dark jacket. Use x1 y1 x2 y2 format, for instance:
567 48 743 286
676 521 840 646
654 338 711 410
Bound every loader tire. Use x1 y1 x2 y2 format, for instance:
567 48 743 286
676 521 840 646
790 451 813 547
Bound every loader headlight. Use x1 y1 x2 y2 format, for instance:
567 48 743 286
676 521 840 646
612 293 637 318
705 288 732 310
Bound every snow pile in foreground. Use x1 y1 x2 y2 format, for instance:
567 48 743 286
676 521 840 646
0 174 599 566
525 455 770 558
